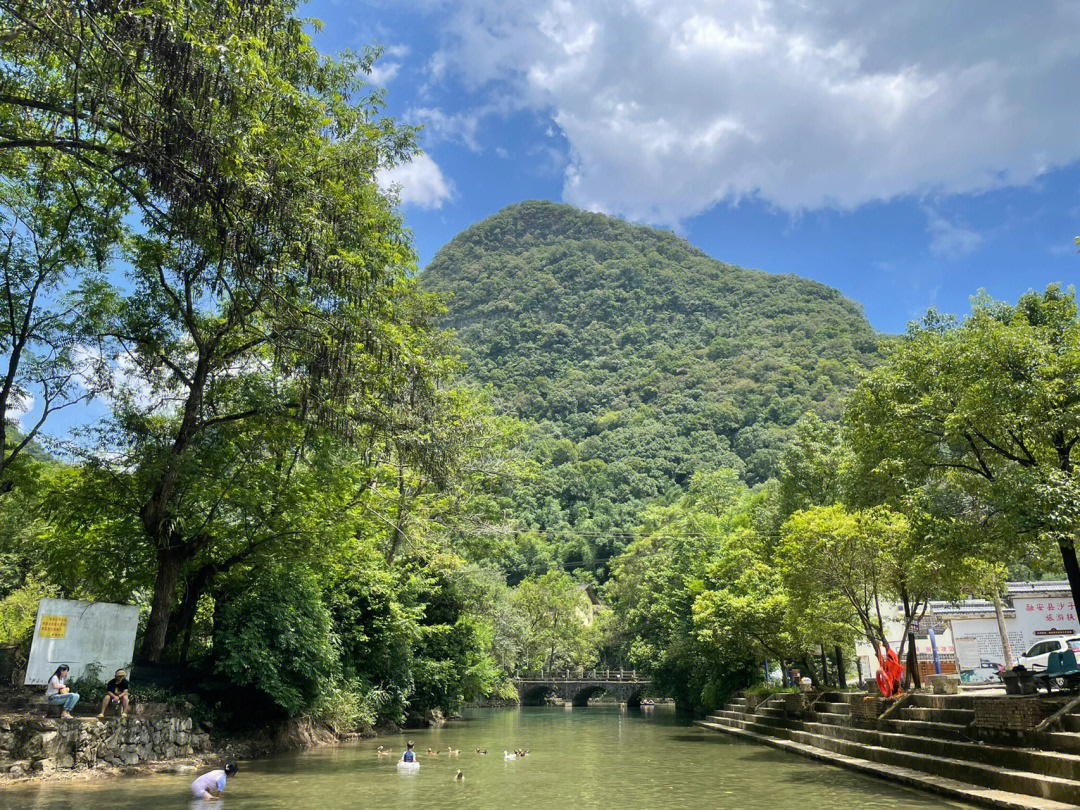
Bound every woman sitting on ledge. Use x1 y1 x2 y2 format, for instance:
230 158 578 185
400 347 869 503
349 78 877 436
46 665 80 719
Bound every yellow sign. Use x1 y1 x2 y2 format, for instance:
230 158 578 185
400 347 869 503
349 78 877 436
39 615 68 638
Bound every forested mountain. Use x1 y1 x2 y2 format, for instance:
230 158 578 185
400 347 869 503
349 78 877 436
423 201 883 573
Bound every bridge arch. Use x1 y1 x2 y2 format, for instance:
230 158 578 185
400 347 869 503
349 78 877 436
518 683 554 706
570 684 607 707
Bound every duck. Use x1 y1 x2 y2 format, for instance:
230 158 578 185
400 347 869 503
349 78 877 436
454 769 465 782
504 750 517 761
376 745 391 757
427 748 439 756
448 748 460 755
475 748 487 755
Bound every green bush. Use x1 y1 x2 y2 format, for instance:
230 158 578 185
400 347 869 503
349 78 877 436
0 576 58 649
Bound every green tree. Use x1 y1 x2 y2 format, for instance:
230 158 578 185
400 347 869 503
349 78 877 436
846 286 1080 616
510 571 598 671
0 149 119 487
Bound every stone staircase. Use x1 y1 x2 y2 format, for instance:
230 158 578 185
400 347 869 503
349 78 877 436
699 692 1080 810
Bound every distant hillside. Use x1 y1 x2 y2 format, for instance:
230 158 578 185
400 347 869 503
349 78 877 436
422 201 882 570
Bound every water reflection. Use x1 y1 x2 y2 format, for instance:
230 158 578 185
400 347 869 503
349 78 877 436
2 706 976 810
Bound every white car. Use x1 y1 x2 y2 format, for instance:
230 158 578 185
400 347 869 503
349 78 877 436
1018 637 1080 671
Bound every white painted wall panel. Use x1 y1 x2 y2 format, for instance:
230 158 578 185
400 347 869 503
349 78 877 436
24 598 141 685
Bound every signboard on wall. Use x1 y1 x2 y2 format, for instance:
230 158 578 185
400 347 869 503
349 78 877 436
954 636 981 670
24 599 140 686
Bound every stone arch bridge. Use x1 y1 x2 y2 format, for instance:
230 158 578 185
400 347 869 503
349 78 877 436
512 669 650 707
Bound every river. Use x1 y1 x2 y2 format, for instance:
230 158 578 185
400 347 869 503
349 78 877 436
2 706 975 809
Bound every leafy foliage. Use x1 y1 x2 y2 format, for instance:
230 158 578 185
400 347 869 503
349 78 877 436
424 201 882 573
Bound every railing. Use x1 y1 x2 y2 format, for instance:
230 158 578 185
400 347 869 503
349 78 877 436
513 668 640 681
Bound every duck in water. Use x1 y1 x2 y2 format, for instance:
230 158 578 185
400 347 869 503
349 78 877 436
454 769 464 782
475 748 487 755
427 748 439 756
504 750 516 761
376 745 391 757
448 748 460 755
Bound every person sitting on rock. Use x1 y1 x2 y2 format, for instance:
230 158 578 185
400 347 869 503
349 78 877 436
98 669 129 719
45 665 79 719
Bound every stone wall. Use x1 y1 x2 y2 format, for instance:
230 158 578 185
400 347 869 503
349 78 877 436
0 716 210 776
970 696 1061 731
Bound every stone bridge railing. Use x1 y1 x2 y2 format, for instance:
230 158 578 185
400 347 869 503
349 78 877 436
511 669 649 707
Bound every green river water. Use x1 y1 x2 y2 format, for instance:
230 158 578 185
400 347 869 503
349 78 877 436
2 706 974 810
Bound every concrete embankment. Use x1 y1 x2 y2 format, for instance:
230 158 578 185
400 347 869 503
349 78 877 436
699 690 1080 810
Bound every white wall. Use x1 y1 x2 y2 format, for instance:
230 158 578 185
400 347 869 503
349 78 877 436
1011 593 1077 654
24 598 141 686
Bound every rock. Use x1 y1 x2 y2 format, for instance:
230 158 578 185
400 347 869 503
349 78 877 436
33 758 56 774
57 754 74 769
175 763 197 773
9 759 30 776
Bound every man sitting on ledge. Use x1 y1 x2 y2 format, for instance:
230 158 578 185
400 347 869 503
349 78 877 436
98 669 129 718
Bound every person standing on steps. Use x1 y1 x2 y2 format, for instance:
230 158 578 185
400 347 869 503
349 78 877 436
45 665 80 719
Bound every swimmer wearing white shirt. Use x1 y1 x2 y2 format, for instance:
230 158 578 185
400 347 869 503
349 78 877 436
191 763 238 800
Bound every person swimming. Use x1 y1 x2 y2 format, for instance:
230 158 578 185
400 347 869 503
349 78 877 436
402 741 417 763
190 763 237 800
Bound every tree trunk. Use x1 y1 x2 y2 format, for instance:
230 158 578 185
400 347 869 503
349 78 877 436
142 546 184 663
906 631 921 689
992 589 1015 669
834 645 847 688
819 645 830 687
800 654 822 690
1060 539 1080 637
166 566 216 663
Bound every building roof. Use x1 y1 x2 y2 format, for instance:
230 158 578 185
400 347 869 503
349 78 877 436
929 599 1015 620
1007 580 1073 597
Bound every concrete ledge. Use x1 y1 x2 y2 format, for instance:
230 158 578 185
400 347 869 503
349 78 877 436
696 720 1075 810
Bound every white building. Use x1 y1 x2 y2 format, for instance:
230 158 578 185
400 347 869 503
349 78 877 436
854 581 1076 685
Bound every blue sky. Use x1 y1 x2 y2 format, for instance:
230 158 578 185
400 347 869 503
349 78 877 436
309 0 1080 335
9 1 1080 441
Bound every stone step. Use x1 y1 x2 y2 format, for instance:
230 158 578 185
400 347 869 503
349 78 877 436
809 710 851 724
756 705 786 717
704 715 1080 805
878 718 973 741
811 701 852 714
909 693 976 710
1057 714 1080 734
900 705 974 724
1043 732 1080 756
696 719 1077 810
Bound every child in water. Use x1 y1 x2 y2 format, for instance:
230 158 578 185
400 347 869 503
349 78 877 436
190 763 238 800
402 740 417 762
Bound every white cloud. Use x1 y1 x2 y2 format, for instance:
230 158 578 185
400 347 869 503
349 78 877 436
420 0 1080 224
925 209 984 259
5 393 33 428
378 153 454 209
367 61 401 85
407 106 483 151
